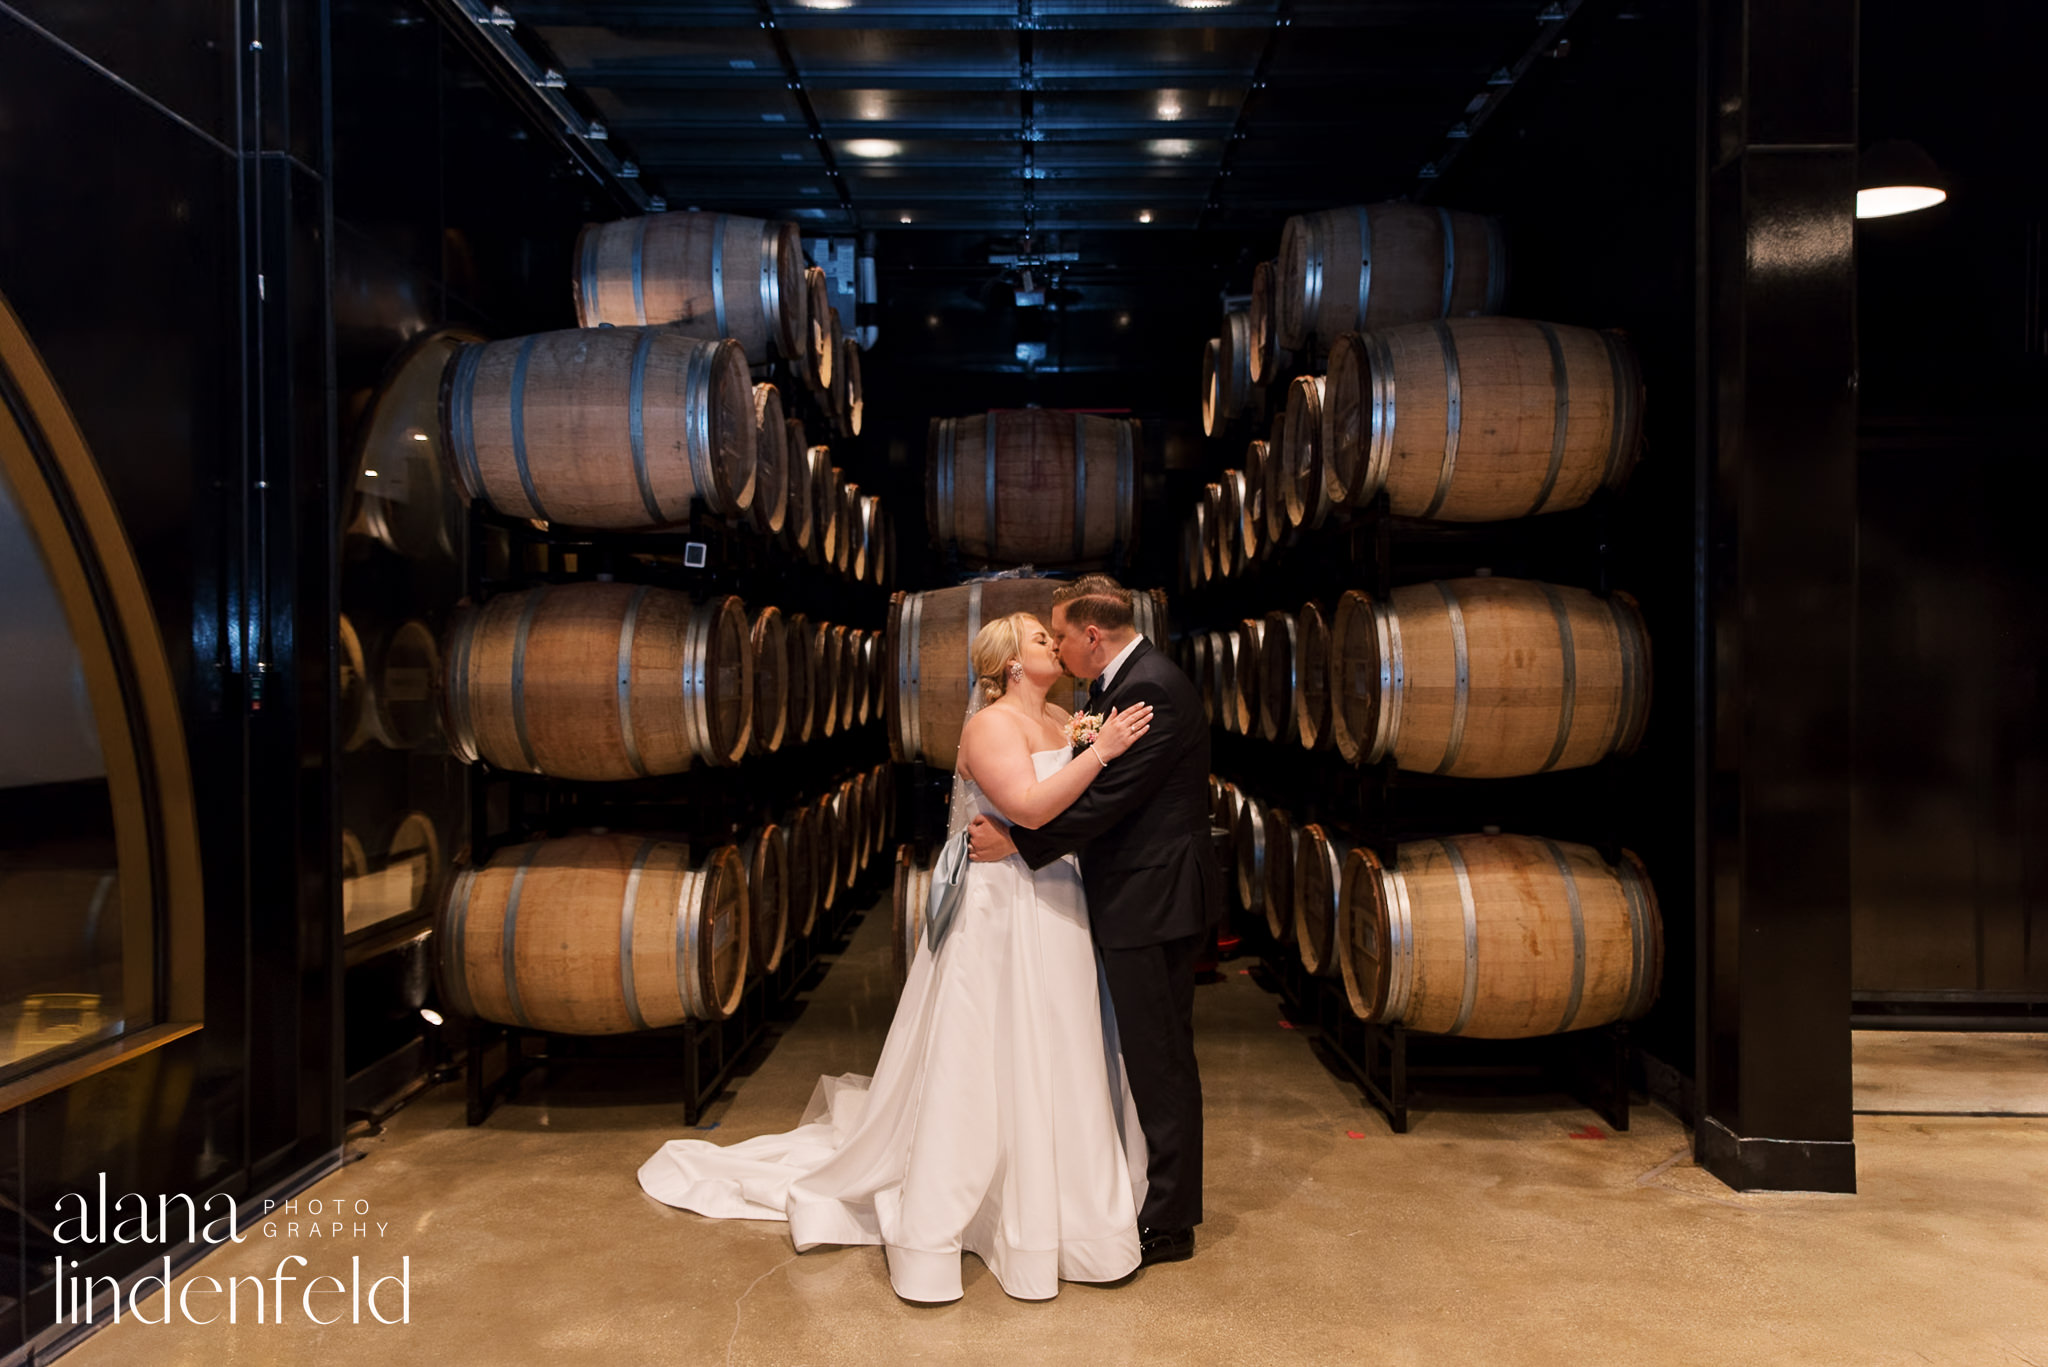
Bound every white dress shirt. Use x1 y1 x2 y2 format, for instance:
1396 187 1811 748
1094 634 1145 696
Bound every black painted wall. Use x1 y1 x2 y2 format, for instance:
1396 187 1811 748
1851 0 2048 1011
0 0 333 1354
0 0 608 1353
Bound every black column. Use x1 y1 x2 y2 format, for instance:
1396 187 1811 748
1696 0 1859 1192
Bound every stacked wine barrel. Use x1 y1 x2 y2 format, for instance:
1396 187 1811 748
416 211 895 1041
1177 201 1664 1045
1186 200 1644 584
926 409 1143 570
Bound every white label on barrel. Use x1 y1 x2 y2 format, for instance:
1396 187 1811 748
712 907 734 954
385 668 429 701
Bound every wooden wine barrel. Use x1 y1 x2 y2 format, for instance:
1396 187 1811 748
1226 617 1263 737
884 581 1168 770
443 584 753 779
805 267 833 392
839 625 868 730
1338 835 1662 1038
751 383 788 536
1293 823 1351 977
838 335 864 437
824 309 846 421
1215 628 1242 735
1322 319 1644 520
1326 579 1652 777
1233 792 1269 916
832 780 861 889
373 620 442 751
1199 483 1224 581
1277 203 1507 350
339 614 373 751
783 612 816 746
749 606 789 755
1262 807 1297 943
1258 610 1299 743
741 825 789 978
341 829 367 930
1293 600 1335 752
784 801 821 937
808 448 840 569
344 811 443 935
1218 471 1248 579
926 410 1142 568
437 836 748 1031
1205 779 1234 884
856 496 882 587
809 621 839 740
1282 375 1338 530
1248 258 1292 386
813 792 840 912
871 761 896 846
892 848 929 988
782 418 815 556
442 328 756 525
858 630 882 729
1201 311 1254 438
573 212 808 364
1240 449 1267 565
841 482 867 582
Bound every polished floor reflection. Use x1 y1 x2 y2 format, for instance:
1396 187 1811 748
54 899 2048 1366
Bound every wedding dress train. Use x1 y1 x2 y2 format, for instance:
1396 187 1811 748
637 748 1146 1302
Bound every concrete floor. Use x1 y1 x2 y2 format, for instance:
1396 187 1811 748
61 898 2048 1367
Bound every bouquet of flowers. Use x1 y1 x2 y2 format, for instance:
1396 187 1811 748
1067 711 1106 750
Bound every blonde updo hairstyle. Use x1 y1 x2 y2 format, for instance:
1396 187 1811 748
971 613 1044 706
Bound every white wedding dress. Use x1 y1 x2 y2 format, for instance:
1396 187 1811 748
637 748 1146 1302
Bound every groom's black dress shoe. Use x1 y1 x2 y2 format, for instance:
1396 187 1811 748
1138 1226 1194 1266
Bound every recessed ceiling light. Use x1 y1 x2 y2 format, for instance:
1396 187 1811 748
1157 97 1183 119
1148 139 1197 157
797 0 854 9
843 138 902 158
899 213 912 223
1138 210 1154 224
1172 0 1232 8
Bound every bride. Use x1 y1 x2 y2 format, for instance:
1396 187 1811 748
638 611 1156 1303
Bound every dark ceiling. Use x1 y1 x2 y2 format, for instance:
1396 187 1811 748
484 0 1578 235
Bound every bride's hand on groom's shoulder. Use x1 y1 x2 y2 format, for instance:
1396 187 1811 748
967 815 1017 863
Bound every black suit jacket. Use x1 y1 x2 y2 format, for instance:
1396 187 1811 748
1011 638 1223 949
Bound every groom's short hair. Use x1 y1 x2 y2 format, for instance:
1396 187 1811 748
1051 574 1136 631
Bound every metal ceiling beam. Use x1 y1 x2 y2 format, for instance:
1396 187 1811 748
511 2 1534 31
755 1 861 227
565 63 1259 91
1194 0 1288 230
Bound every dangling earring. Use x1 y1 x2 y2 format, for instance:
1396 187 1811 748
1008 661 1025 683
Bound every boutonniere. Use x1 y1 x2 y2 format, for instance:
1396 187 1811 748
1067 711 1106 752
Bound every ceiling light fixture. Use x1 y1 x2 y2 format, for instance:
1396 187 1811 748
1157 96 1183 119
843 138 902 158
796 0 854 9
1172 0 1233 8
1856 140 1948 219
899 213 912 223
1138 210 1154 224
1148 139 1197 157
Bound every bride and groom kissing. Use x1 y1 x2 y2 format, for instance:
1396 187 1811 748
639 574 1224 1302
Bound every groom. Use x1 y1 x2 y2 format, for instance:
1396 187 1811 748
968 574 1222 1268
